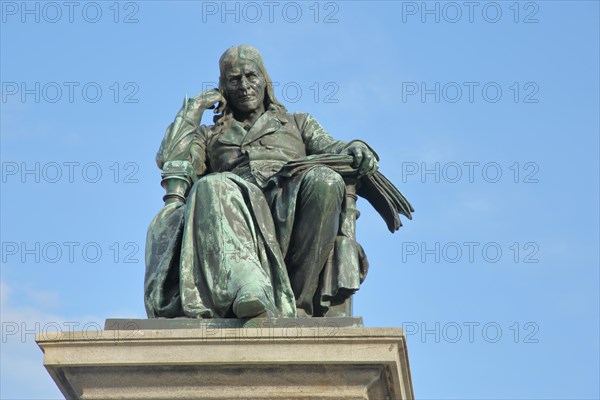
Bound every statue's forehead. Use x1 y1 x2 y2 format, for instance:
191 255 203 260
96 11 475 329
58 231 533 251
223 60 260 76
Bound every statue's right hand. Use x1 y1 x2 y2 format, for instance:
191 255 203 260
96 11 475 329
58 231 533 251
191 89 225 112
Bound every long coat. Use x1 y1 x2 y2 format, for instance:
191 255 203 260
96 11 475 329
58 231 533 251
145 106 367 318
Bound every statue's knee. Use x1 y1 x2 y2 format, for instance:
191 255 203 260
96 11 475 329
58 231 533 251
304 166 345 197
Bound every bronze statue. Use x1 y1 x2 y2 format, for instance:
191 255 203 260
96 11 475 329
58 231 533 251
145 45 413 319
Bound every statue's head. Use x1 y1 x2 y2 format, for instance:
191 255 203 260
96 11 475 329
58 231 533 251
218 45 284 115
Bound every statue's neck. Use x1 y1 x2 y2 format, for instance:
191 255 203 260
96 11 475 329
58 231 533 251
232 106 265 129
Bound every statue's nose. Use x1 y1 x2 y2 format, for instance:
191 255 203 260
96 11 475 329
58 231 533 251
239 76 250 90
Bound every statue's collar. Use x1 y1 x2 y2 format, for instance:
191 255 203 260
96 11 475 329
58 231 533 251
241 109 287 145
218 108 288 146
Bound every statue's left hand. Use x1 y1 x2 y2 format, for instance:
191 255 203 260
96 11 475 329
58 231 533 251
346 142 379 177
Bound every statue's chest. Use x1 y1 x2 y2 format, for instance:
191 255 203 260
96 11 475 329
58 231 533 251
207 125 306 172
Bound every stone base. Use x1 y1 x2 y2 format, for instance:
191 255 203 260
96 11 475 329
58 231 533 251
36 318 414 399
104 316 365 330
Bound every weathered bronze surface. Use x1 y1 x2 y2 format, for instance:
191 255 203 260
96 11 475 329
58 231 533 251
105 317 364 330
145 45 413 319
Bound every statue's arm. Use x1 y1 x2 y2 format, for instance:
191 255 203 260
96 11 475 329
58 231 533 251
155 91 222 204
156 97 203 171
296 112 379 176
156 89 223 173
189 125 210 177
295 112 349 155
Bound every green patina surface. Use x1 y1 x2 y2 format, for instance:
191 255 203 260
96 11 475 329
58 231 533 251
145 45 412 319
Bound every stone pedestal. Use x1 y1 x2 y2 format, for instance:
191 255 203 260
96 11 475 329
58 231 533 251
36 318 414 399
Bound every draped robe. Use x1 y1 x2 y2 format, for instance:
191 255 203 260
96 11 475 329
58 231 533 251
145 107 369 318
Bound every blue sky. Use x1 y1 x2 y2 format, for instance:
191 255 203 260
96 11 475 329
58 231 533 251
1 1 598 398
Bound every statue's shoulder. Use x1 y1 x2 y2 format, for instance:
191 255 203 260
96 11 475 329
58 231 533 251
287 111 313 131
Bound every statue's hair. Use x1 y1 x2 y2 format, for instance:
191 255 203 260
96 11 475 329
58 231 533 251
213 45 287 130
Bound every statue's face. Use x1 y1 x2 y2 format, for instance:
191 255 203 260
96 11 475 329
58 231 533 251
222 60 266 113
